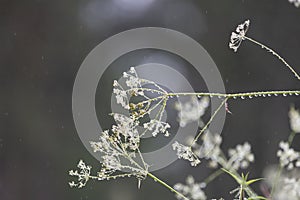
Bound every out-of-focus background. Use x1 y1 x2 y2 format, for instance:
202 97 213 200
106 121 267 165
1 0 300 199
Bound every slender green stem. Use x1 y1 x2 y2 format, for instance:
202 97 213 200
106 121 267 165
137 95 165 105
213 151 258 197
245 36 300 81
192 98 228 146
147 172 189 200
88 173 134 181
168 90 300 99
220 161 258 197
140 97 168 137
186 96 259 197
204 169 224 184
127 87 166 95
271 165 283 197
288 131 296 145
136 96 166 120
137 148 148 170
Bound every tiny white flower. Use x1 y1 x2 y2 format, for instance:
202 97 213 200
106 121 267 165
264 167 300 200
113 88 129 109
102 155 121 170
111 113 140 150
172 141 201 166
174 175 207 200
289 105 300 133
193 132 223 168
113 80 118 87
289 0 300 7
126 76 141 88
227 142 254 170
123 72 129 78
143 119 170 137
277 141 300 170
296 160 300 167
229 19 250 52
129 67 136 73
275 177 300 199
68 160 92 188
175 96 209 127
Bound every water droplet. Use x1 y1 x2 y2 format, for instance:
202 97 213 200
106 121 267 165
262 94 266 97
241 96 245 99
296 93 299 96
274 94 278 96
249 96 253 99
233 96 237 99
268 94 272 97
254 94 258 97
283 94 287 97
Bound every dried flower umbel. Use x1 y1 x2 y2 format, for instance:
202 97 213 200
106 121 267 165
229 19 300 81
172 141 201 167
229 19 250 52
69 123 150 188
69 67 175 191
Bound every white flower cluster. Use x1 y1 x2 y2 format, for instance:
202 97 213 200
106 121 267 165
143 119 170 137
227 142 254 170
272 177 300 200
172 141 201 166
90 129 146 175
174 133 254 171
113 82 129 109
289 105 300 133
113 67 169 125
70 68 176 189
264 166 300 200
69 115 148 188
89 114 148 173
229 19 250 52
289 0 300 7
113 67 144 110
175 96 209 127
69 160 92 188
193 132 223 168
282 178 300 199
174 176 207 200
111 113 140 150
277 141 300 170
123 67 141 89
